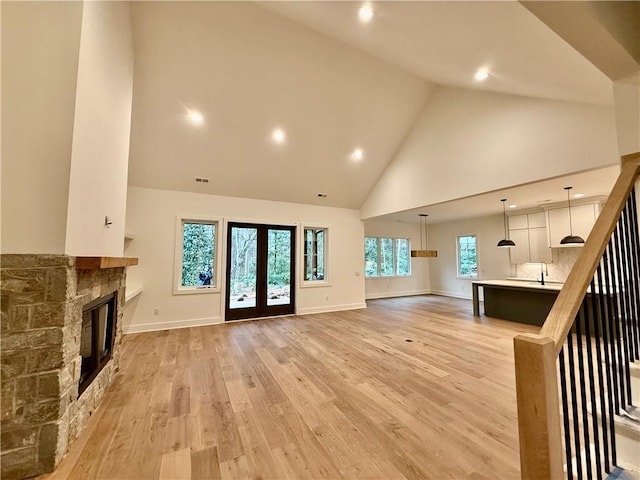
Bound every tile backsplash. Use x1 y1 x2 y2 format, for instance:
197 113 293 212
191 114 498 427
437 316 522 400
513 248 581 283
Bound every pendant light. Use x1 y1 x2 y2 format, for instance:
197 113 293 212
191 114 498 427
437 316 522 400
497 199 516 248
560 186 585 245
411 214 438 258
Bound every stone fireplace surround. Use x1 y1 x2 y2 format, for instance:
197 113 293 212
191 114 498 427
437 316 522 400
1 254 131 479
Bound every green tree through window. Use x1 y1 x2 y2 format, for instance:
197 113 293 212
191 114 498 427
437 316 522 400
396 239 410 276
365 236 410 277
364 237 379 276
457 235 478 278
181 222 216 287
304 228 326 281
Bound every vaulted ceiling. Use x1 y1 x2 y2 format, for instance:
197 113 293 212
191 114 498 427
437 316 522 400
127 1 615 213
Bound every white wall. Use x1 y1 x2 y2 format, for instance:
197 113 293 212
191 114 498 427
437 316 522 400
363 219 430 299
124 186 366 333
428 214 511 299
613 72 640 156
361 86 619 219
65 2 134 257
1 2 83 253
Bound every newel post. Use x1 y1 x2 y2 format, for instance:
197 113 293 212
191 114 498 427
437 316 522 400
514 334 564 480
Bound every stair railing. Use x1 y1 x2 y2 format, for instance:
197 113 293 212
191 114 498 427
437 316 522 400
514 153 640 480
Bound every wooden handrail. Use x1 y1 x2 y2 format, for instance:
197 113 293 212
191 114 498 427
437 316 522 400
540 156 640 355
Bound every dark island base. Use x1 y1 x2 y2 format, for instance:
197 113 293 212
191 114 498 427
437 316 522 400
483 286 557 326
483 286 611 332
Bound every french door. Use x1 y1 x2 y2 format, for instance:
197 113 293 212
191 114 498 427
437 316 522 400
225 223 296 321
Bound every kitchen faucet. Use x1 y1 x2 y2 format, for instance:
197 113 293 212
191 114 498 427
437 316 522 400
539 262 549 285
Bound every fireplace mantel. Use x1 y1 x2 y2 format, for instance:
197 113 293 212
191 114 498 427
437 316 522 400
76 256 138 269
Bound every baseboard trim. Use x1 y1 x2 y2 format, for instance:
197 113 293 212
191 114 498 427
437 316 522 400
429 289 473 300
126 303 370 333
297 303 367 315
365 290 430 300
124 316 222 334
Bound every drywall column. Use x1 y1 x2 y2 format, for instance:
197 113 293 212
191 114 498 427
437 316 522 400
613 72 640 156
1 2 83 254
65 2 134 257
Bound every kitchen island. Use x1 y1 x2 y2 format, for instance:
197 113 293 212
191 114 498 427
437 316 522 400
472 279 563 326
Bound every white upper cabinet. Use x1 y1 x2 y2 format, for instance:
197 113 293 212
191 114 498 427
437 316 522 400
508 214 528 230
508 213 552 264
509 229 531 264
547 203 600 247
527 212 546 229
529 227 552 262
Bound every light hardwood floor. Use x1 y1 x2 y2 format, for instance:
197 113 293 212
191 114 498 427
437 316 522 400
47 295 538 480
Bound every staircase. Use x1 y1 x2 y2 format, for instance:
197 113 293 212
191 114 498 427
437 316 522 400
514 153 640 480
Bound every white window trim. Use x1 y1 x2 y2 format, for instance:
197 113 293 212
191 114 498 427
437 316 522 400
301 226 330 288
173 214 222 295
456 233 479 279
364 236 412 278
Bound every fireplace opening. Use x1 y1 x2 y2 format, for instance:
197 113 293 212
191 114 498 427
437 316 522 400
79 292 117 395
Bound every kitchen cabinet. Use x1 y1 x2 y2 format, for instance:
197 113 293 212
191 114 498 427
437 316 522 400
547 203 600 247
508 213 552 264
508 229 530 264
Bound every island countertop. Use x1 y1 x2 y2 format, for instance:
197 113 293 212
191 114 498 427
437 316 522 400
473 279 564 292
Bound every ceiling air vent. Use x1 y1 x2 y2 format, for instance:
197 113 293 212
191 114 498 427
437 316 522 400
195 177 210 183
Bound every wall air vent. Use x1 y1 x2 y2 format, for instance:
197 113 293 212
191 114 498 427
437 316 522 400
195 177 210 183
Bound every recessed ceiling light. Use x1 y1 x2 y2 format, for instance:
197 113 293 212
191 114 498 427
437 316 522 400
474 69 490 82
358 4 374 23
351 148 364 161
508 204 517 209
271 128 286 144
573 193 585 198
187 110 204 125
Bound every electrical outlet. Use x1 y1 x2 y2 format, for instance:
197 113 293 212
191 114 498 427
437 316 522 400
153 307 160 316
325 295 329 301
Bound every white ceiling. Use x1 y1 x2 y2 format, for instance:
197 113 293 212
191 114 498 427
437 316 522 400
127 1 615 215
262 1 613 106
128 1 432 210
374 165 620 224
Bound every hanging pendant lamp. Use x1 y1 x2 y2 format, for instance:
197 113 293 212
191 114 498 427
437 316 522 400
411 214 438 258
560 186 585 245
497 199 516 248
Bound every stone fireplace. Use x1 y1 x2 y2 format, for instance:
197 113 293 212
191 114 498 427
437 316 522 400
1 254 135 479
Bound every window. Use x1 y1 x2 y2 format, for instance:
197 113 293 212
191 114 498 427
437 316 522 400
457 235 478 278
364 236 411 277
364 237 378 276
174 217 219 294
380 237 394 276
396 238 410 276
303 227 327 282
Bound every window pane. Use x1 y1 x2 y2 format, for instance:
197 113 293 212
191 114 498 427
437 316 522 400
304 228 326 281
182 222 215 287
380 238 394 276
229 227 257 308
396 239 410 276
316 230 325 279
268 229 291 306
457 235 478 277
364 237 378 277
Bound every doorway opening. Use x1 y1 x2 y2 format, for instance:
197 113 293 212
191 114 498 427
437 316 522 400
225 223 296 321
